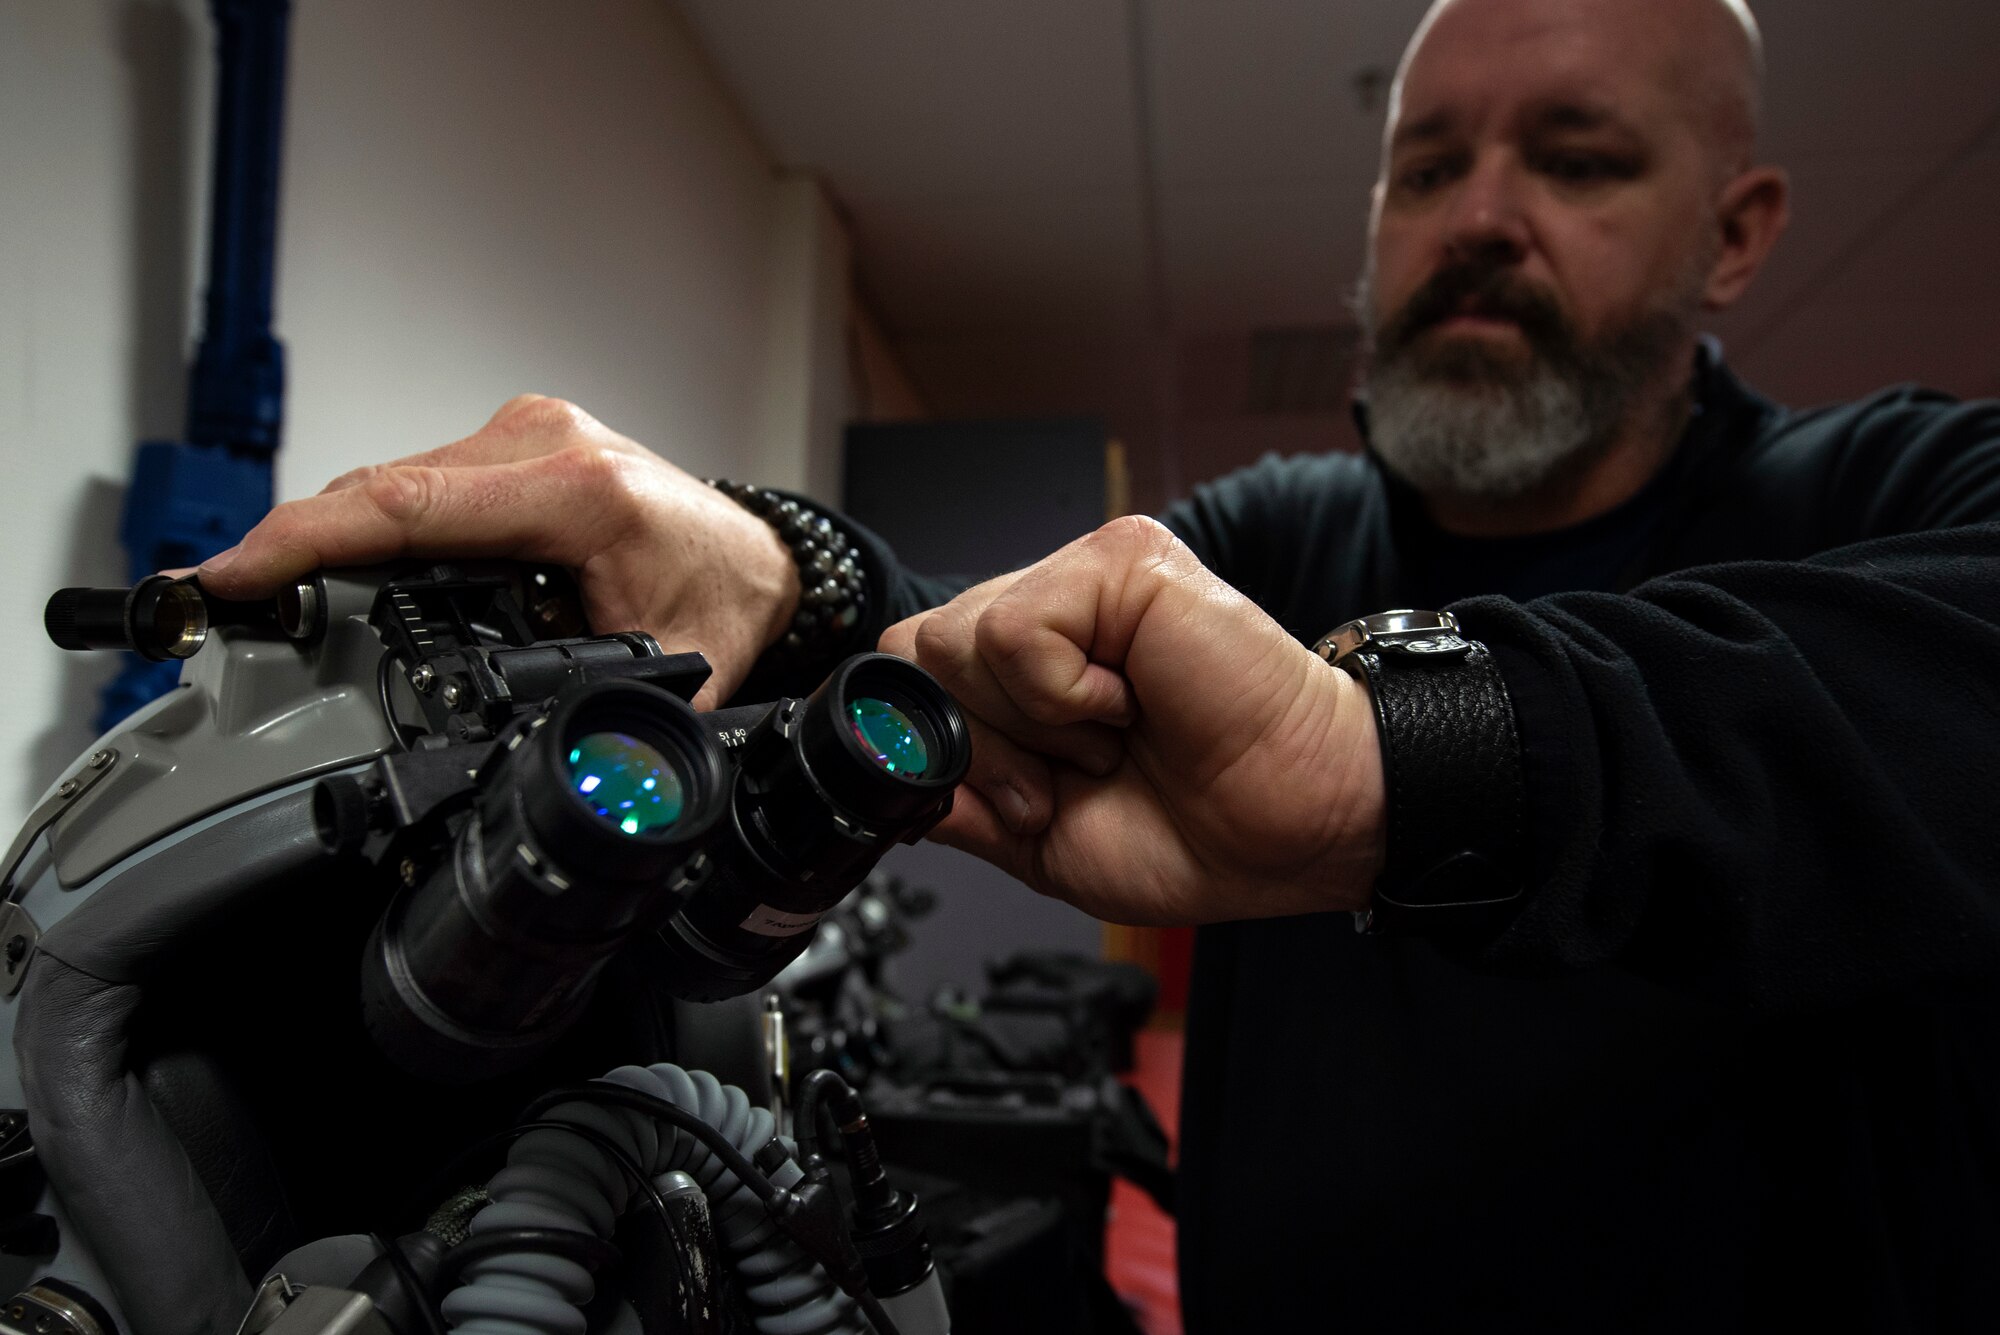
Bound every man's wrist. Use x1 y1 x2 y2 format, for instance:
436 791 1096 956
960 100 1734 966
1318 614 1528 935
1324 665 1390 906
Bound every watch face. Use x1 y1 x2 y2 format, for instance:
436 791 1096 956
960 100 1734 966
1385 631 1471 659
1363 609 1458 638
1314 609 1460 665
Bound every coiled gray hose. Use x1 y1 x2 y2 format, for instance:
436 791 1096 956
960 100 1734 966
442 1062 866 1335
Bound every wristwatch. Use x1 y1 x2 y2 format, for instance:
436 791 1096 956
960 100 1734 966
1312 610 1527 935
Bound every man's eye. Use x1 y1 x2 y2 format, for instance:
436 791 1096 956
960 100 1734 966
1397 159 1457 193
1541 153 1631 184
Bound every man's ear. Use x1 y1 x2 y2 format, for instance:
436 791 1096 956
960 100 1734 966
1703 165 1790 311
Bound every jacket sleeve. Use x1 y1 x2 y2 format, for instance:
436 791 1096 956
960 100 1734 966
1158 451 1385 628
1458 390 2000 1013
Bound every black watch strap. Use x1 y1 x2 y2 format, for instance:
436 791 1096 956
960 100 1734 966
1342 636 1527 935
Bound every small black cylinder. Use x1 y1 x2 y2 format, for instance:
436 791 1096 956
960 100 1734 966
362 679 731 1080
43 576 211 661
657 654 970 1002
43 587 132 653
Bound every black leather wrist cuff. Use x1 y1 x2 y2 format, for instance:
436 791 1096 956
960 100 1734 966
1342 637 1527 935
707 480 870 685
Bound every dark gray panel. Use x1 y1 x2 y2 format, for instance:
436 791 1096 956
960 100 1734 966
875 841 1100 1002
844 420 1109 992
843 419 1107 576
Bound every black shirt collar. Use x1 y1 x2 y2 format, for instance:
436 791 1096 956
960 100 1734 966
1352 338 1779 603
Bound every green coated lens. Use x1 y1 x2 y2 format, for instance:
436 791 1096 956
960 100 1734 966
848 697 929 777
566 731 685 835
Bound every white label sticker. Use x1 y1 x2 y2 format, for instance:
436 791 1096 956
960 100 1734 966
738 905 825 938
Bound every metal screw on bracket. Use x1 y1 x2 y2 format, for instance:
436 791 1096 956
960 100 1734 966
409 664 436 694
88 750 112 770
55 781 77 800
441 682 464 708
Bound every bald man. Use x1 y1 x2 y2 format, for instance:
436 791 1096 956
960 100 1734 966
203 0 2000 1327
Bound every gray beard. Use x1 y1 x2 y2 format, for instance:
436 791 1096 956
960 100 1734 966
1355 267 1703 506
1363 350 1616 502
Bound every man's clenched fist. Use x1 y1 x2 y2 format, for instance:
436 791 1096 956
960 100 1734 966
882 517 1387 926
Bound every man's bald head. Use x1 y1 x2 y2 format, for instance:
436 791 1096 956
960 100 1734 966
1357 0 1790 525
1391 0 1765 178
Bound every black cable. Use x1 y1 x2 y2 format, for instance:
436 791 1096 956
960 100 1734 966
368 1232 449 1335
375 651 425 750
437 1227 622 1289
523 1082 904 1335
797 1067 853 1167
858 1289 903 1335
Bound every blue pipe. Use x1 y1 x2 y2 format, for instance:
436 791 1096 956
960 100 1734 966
103 0 291 728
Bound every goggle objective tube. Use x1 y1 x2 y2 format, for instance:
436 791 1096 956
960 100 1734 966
659 654 970 1002
361 678 731 1080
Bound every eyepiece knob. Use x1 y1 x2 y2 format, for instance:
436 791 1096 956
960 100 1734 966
43 587 132 653
42 577 209 660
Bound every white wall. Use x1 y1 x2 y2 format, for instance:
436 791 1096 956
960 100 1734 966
0 0 851 829
754 174 853 502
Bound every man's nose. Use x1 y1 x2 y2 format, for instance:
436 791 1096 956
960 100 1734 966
1441 154 1531 266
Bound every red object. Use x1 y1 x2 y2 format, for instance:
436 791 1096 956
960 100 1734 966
1154 928 1195 1013
1105 1027 1183 1335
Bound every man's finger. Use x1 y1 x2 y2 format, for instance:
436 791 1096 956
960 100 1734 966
968 517 1202 731
199 451 630 598
914 606 1125 776
977 587 1136 728
960 715 1056 835
318 398 646 494
884 576 1122 775
925 786 1043 889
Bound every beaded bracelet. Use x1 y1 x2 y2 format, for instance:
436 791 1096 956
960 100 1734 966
706 479 869 673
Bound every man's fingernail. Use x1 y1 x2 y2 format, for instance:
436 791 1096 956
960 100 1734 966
989 783 1032 832
199 544 242 574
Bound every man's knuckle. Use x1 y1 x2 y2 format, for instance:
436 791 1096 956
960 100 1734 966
324 464 380 493
495 392 548 418
913 613 964 672
543 441 635 499
360 466 443 525
1099 514 1174 552
879 618 919 660
974 600 1033 666
505 394 594 441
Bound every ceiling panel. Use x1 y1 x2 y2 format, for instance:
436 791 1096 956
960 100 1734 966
673 0 1141 200
1158 180 1364 331
852 186 1152 335
1144 0 1424 188
1755 0 2000 160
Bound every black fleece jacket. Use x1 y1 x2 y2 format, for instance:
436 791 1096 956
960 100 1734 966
835 348 2000 1332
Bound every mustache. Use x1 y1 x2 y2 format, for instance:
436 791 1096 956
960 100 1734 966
1374 260 1572 358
